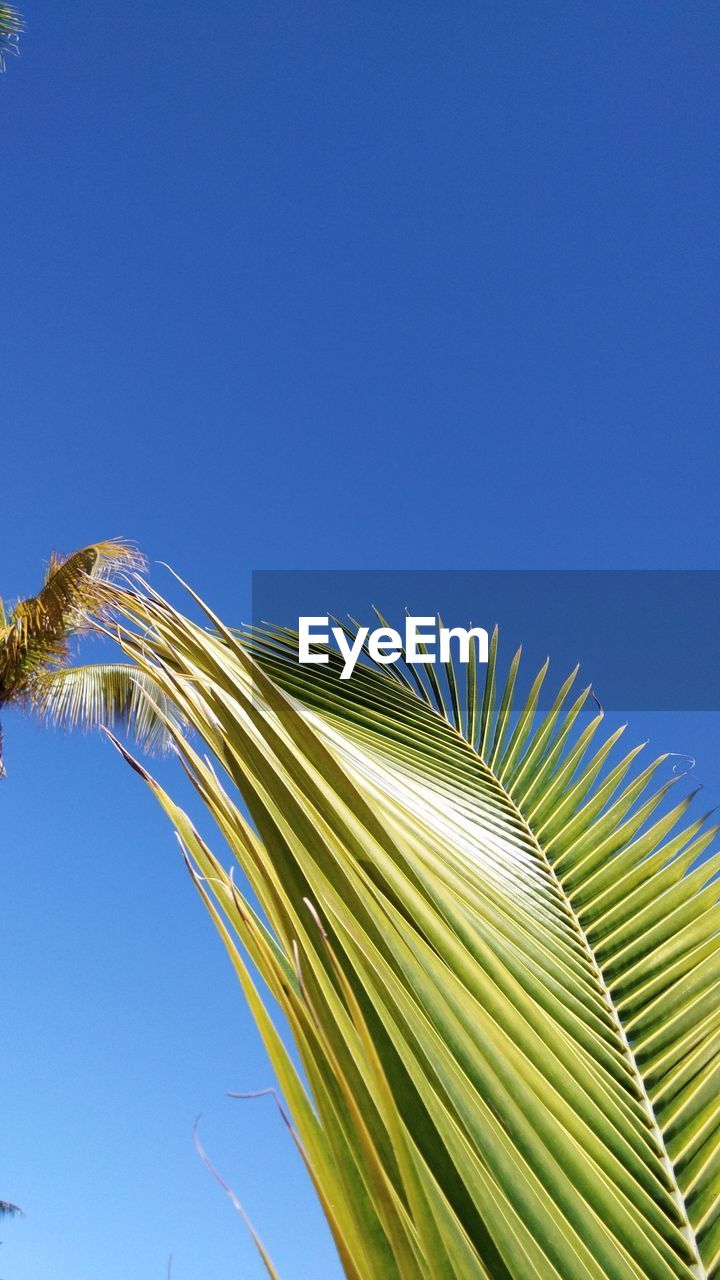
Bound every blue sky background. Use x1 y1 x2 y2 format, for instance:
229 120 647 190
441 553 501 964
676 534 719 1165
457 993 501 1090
2 2 719 1277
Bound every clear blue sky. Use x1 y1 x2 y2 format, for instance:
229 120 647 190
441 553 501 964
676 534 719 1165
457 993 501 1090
2 2 719 1277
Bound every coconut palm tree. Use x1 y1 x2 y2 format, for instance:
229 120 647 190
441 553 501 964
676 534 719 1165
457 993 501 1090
110 581 720 1280
0 540 179 775
0 4 22 72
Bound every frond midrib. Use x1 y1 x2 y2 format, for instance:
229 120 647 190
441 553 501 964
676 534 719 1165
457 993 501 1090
473 737 706 1280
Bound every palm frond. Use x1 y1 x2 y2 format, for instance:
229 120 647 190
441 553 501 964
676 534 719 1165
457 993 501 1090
0 1200 22 1218
110 584 720 1280
19 538 144 627
0 4 22 71
33 538 145 626
29 663 186 753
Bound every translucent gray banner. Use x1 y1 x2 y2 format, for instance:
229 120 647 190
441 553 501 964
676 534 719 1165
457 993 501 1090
251 570 720 710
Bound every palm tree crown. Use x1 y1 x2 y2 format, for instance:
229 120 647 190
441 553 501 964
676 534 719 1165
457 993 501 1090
0 540 180 773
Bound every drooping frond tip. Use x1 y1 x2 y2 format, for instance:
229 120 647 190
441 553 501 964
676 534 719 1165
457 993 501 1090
31 538 147 633
44 539 147 589
0 1200 23 1218
0 5 23 71
5 539 145 666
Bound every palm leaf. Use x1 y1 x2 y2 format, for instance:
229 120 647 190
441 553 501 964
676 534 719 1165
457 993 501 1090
29 663 186 753
0 1200 22 1217
0 4 22 71
110 583 720 1280
20 539 144 637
